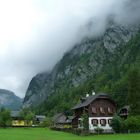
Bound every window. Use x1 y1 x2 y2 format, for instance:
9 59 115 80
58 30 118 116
78 119 83 128
100 107 105 114
108 119 112 126
92 107 97 114
91 119 98 126
108 107 113 114
100 119 106 126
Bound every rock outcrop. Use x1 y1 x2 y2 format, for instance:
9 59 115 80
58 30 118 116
23 23 140 110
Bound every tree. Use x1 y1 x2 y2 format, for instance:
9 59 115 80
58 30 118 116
20 108 34 126
0 108 11 127
39 117 53 127
81 112 89 130
25 112 34 126
124 116 140 133
111 115 123 133
127 68 140 115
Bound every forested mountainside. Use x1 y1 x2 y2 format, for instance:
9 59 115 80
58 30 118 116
0 89 22 110
23 23 140 116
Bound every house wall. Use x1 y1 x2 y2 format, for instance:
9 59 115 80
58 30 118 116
74 108 83 117
89 98 116 117
12 120 33 127
12 120 25 126
89 117 113 133
88 99 116 133
72 117 78 128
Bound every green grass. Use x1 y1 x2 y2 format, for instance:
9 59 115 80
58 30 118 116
0 128 139 140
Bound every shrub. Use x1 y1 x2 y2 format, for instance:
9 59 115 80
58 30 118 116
20 108 34 126
39 117 53 127
63 124 72 129
120 120 127 133
0 108 11 127
50 127 90 136
111 115 123 133
81 113 89 130
72 129 83 135
124 116 140 133
80 129 90 136
94 127 104 134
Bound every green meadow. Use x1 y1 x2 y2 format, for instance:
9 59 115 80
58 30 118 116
0 128 139 140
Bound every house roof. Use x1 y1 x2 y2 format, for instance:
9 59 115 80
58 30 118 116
119 105 130 113
121 105 130 110
53 113 74 124
65 116 75 123
53 113 67 124
35 115 46 121
35 115 46 119
72 93 115 110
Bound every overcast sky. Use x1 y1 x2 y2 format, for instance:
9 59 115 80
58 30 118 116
0 0 140 98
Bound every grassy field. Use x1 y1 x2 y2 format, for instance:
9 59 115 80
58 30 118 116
0 128 139 140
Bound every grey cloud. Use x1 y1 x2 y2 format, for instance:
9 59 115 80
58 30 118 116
0 0 139 97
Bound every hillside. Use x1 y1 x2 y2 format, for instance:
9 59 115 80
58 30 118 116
0 89 22 110
23 23 140 115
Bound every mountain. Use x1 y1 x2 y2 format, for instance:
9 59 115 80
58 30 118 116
0 89 22 110
23 23 140 115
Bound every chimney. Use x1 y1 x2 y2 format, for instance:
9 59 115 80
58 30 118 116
92 90 95 96
86 94 89 97
80 98 86 103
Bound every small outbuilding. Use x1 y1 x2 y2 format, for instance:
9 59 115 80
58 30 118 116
11 111 26 127
119 105 129 119
34 115 46 124
53 113 74 128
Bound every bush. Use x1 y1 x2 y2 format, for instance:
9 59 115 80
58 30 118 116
81 113 89 130
0 108 11 127
111 115 140 133
39 117 53 127
80 129 90 136
120 120 127 133
20 108 34 126
111 115 123 133
94 127 104 134
63 124 72 129
124 116 140 133
50 127 90 136
71 129 84 135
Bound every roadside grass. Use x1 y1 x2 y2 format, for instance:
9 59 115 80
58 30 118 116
0 128 139 140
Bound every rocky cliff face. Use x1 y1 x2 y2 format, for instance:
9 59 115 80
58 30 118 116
0 89 22 110
23 23 140 110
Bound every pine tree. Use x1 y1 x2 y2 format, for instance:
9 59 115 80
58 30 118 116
81 112 89 130
127 68 140 115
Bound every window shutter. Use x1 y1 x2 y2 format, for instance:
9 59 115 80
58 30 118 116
92 107 97 114
100 107 105 114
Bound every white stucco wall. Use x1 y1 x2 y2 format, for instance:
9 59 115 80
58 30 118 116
89 117 113 133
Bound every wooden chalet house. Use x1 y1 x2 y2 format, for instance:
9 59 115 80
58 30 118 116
72 93 116 133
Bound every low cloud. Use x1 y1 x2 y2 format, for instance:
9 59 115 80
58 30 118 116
0 0 139 97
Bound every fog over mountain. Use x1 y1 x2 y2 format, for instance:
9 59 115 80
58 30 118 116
0 89 22 110
0 0 140 97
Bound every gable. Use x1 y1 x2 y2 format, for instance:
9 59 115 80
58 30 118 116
72 93 115 110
